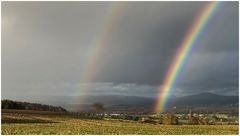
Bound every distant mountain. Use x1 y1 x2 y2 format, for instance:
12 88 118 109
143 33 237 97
74 95 154 106
67 92 238 113
1 99 67 112
4 92 237 113
68 95 155 112
172 92 239 106
71 92 238 107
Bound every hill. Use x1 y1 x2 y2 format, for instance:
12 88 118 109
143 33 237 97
172 92 239 106
1 99 67 112
3 92 238 114
67 93 238 113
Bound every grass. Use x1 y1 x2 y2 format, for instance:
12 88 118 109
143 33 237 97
1 112 239 135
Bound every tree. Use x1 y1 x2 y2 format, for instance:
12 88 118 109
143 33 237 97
2 100 20 109
92 102 104 113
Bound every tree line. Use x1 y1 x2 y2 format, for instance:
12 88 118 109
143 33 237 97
1 99 67 112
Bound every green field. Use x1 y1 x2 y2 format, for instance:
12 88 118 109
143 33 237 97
1 112 239 135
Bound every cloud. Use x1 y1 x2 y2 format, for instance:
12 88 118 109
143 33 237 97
2 2 238 101
2 82 158 100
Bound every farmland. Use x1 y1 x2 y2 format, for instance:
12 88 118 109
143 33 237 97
1 111 239 135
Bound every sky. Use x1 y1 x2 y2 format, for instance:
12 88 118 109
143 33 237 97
2 2 239 104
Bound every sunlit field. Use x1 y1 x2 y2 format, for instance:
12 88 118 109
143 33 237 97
2 112 238 135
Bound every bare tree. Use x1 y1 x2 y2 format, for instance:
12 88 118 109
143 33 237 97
162 112 178 125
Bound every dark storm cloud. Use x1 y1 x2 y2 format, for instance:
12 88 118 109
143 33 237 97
92 2 238 88
2 1 238 100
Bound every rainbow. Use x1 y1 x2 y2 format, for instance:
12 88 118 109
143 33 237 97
74 2 126 108
154 2 220 113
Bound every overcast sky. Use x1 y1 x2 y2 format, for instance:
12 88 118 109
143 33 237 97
2 2 239 103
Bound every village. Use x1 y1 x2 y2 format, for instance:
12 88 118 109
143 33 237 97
89 110 239 125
